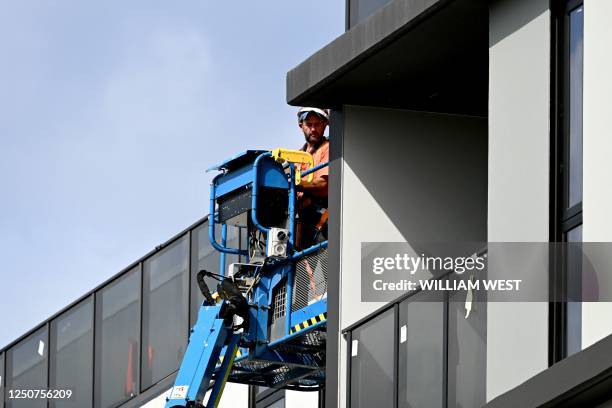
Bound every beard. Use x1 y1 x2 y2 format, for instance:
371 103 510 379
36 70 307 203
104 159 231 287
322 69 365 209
305 132 322 144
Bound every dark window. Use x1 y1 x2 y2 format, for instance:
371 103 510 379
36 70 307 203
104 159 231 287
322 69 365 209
567 4 584 209
263 399 284 408
398 293 444 408
349 308 395 408
348 0 393 27
50 298 94 408
551 0 584 362
565 0 584 359
253 387 286 408
448 291 487 407
346 273 488 408
566 224 583 355
6 327 48 408
190 222 241 326
141 235 189 389
94 267 141 408
1 352 5 408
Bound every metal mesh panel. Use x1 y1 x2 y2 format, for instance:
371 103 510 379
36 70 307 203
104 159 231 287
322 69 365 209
292 248 328 311
272 280 287 322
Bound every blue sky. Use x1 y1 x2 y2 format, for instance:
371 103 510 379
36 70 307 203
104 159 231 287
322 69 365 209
0 1 344 348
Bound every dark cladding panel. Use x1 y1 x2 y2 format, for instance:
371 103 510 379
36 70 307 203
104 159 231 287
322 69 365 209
349 0 393 27
141 235 189 389
95 267 141 408
349 308 395 408
6 327 48 408
50 298 94 408
1 352 4 408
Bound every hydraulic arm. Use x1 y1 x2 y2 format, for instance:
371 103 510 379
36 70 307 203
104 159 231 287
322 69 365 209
165 272 248 408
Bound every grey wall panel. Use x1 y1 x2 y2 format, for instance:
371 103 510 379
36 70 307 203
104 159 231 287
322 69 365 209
487 0 550 400
581 0 612 348
340 105 488 328
338 105 487 407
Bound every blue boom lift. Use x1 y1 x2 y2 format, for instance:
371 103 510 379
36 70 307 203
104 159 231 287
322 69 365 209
165 149 328 408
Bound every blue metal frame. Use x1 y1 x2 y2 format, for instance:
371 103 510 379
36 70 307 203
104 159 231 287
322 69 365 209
301 161 329 177
168 150 330 406
250 151 273 234
208 175 248 257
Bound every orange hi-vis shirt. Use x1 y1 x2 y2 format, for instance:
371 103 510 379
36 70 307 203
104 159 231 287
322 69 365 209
300 139 329 180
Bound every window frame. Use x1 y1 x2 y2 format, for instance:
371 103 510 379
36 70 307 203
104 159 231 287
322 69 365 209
140 233 190 391
94 265 142 408
550 0 585 364
49 295 94 408
347 305 398 408
5 324 49 408
397 292 447 408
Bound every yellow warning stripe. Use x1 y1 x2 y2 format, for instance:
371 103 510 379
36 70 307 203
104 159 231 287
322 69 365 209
217 349 242 366
212 344 239 408
290 312 327 335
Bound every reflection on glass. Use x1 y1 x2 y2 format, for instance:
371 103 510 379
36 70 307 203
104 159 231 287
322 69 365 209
190 223 241 326
142 236 189 389
95 267 140 408
350 309 394 408
50 299 93 408
6 327 48 408
448 292 486 407
398 294 444 408
349 0 393 27
568 5 583 208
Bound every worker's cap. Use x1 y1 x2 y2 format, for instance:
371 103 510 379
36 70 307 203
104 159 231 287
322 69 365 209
297 107 329 122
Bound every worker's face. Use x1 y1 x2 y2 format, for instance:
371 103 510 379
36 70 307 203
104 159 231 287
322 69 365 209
299 113 328 145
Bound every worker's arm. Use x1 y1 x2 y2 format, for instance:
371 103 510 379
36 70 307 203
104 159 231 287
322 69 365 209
297 176 328 197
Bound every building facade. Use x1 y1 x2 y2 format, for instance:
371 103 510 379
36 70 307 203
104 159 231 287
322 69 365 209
287 0 612 406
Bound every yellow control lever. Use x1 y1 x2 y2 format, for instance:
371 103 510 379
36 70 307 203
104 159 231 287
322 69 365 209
271 148 315 184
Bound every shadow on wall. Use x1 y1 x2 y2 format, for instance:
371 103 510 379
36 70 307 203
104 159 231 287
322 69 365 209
490 0 550 47
342 105 488 256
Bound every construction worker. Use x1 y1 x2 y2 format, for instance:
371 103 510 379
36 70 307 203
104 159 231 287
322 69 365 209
295 107 329 249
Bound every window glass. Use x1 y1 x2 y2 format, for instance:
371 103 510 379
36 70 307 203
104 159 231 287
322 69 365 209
95 267 140 408
256 389 286 408
398 293 444 408
142 235 189 389
6 327 48 408
349 308 395 408
349 0 393 27
264 399 285 408
566 224 583 355
567 5 583 209
190 223 240 326
50 299 93 408
1 352 4 408
447 289 486 408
